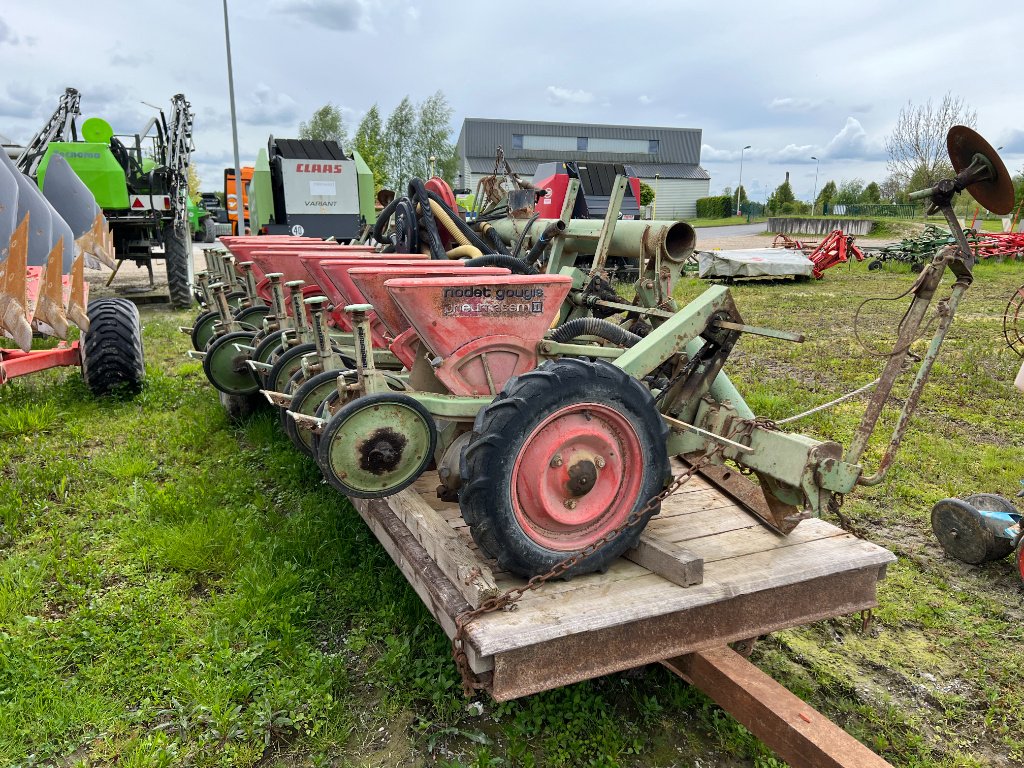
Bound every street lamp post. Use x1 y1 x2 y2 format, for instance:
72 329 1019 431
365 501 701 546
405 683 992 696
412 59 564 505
222 0 243 235
811 156 819 215
736 145 751 216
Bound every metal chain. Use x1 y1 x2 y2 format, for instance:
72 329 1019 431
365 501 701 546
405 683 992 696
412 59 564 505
451 451 718 696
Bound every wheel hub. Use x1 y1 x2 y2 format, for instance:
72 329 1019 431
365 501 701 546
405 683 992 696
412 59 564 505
512 403 643 551
362 430 407 473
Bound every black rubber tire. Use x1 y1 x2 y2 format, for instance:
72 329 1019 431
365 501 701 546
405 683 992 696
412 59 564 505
81 298 145 397
284 369 343 456
202 330 259 396
267 343 318 396
317 392 437 498
867 260 883 271
202 217 217 244
191 310 219 351
459 357 670 578
164 224 193 309
234 304 271 329
310 383 351 459
252 330 289 384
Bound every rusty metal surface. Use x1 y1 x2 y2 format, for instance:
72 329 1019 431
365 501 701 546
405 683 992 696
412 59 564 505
664 647 894 768
488 565 886 701
691 461 800 534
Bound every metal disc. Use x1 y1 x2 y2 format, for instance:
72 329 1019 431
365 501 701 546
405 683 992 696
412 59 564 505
285 370 345 456
234 304 271 329
318 392 436 498
931 497 1003 564
191 310 219 351
202 330 259 396
947 126 1014 215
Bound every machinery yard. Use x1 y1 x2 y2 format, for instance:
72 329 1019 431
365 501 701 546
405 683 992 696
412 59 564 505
0 257 1020 766
5 3 1024 767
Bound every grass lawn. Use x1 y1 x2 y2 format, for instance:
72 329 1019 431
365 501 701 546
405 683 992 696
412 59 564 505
686 216 766 228
2 259 1023 767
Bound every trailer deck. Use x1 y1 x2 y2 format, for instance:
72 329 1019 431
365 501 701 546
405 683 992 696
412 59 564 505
351 460 895 699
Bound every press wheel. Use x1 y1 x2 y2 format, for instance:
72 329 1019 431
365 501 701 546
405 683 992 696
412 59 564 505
234 303 271 329
285 370 346 456
931 496 1015 564
266 343 317 396
459 358 669 578
191 310 219 351
317 392 436 498
203 330 259 396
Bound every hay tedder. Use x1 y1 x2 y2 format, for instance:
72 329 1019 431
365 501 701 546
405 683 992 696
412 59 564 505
187 127 1012 579
0 135 144 394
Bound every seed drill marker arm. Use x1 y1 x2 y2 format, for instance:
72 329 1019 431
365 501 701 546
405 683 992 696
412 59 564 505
639 126 1013 533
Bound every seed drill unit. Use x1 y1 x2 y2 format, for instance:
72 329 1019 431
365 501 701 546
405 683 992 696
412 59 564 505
187 127 1011 580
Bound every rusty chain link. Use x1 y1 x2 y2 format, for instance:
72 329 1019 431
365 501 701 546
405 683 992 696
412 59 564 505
451 450 718 696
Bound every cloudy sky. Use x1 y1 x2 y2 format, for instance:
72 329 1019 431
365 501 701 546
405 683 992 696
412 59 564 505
2 0 1023 204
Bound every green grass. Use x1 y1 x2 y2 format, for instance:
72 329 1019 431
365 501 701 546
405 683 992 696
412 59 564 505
2 260 1024 766
686 216 767 228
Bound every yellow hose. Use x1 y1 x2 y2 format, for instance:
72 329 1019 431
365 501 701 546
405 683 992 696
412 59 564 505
421 199 472 248
445 244 483 259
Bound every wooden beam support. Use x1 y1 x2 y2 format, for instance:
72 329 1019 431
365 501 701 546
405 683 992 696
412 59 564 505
663 647 893 768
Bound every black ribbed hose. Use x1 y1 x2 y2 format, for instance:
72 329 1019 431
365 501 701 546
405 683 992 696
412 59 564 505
549 317 642 347
525 220 566 265
422 190 495 254
463 254 539 275
408 178 447 260
372 197 399 244
483 226 510 255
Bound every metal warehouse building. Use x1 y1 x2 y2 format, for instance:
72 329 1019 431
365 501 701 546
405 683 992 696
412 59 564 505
455 118 711 219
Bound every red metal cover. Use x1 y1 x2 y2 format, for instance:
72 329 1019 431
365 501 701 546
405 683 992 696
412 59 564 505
348 265 511 337
384 274 572 359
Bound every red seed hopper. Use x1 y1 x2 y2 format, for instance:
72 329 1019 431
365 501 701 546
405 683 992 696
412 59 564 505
384 274 573 396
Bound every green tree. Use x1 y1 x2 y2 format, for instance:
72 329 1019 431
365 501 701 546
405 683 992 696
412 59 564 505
186 164 202 203
885 92 975 189
860 181 882 204
299 103 347 146
639 182 655 207
353 104 386 191
413 91 456 183
767 179 795 213
832 178 865 206
736 184 748 204
815 180 837 211
383 96 417 192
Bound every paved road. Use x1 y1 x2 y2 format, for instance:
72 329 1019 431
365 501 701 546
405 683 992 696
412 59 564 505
693 222 768 238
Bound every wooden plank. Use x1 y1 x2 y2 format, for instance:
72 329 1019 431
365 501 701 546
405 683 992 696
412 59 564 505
467 532 893 656
350 497 492 674
488 565 885 700
387 489 499 608
663 648 894 768
646 504 759 541
624 534 703 587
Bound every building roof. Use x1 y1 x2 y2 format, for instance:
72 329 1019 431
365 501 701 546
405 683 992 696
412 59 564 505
457 117 703 166
464 156 709 181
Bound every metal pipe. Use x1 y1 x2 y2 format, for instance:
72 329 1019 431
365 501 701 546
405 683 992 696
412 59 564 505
845 249 952 465
487 218 696 262
222 0 243 236
857 276 970 485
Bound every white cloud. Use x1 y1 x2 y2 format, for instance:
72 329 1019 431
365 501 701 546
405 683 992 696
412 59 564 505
239 83 300 126
545 86 594 106
0 18 19 46
768 96 827 113
822 117 884 160
276 0 371 32
638 94 652 105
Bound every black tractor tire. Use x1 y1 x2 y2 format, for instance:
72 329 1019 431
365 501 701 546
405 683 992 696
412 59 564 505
81 298 145 397
459 357 670 579
202 217 217 244
164 224 193 309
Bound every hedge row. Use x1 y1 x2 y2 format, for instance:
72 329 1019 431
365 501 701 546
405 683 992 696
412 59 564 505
695 195 735 219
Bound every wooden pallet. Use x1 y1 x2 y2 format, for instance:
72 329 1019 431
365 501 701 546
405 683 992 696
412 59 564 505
348 460 898 767
350 463 895 700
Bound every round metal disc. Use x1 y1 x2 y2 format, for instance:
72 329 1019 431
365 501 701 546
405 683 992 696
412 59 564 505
931 497 1004 564
203 331 259 396
318 393 436 498
286 370 345 456
234 304 271 329
191 310 219 351
947 126 1014 215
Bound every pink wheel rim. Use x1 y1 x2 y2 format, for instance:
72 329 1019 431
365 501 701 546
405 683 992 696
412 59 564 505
510 402 644 551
